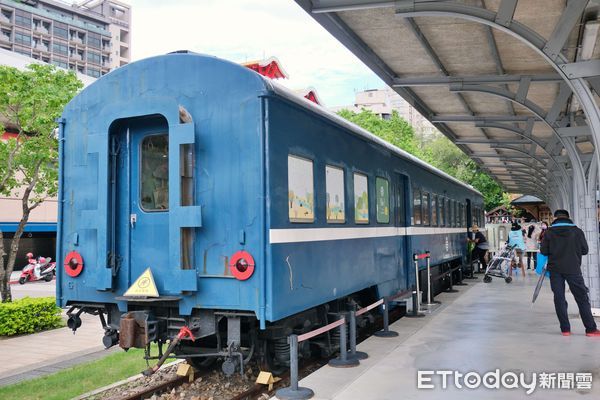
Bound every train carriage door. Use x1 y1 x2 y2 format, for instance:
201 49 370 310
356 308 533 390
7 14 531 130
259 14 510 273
395 174 410 290
128 119 171 294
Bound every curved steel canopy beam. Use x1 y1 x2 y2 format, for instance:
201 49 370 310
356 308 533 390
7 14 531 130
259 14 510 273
391 1 598 197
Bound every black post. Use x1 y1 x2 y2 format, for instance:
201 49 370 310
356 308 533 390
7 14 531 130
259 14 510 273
446 265 459 293
347 309 368 360
374 297 399 336
329 316 360 367
276 335 314 400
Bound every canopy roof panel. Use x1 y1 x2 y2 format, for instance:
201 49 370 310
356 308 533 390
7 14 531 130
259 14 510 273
295 0 600 201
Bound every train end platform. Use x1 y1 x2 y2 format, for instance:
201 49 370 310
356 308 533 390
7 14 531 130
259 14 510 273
291 274 600 399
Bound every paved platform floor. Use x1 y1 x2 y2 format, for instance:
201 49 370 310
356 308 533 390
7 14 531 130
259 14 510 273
297 273 600 399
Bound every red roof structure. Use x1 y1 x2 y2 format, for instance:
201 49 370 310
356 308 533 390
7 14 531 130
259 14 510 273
241 57 289 80
242 57 322 106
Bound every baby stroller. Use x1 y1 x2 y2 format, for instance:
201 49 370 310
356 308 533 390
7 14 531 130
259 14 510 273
483 244 516 284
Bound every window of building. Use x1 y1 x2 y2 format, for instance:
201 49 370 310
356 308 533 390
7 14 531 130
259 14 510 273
87 50 101 64
288 155 314 223
51 58 67 69
326 165 345 223
52 41 68 56
140 134 169 211
431 195 438 226
14 32 31 46
1 9 13 22
87 67 100 77
14 10 31 28
354 173 369 224
422 192 430 226
88 32 101 49
412 188 422 226
53 22 68 39
376 177 390 224
14 46 30 56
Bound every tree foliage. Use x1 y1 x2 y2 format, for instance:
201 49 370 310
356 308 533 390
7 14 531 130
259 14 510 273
0 64 83 302
336 108 504 211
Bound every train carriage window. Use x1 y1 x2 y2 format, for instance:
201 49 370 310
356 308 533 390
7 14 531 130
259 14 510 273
288 155 315 223
376 177 390 224
140 134 169 211
431 195 438 226
462 204 467 228
326 165 345 223
451 200 456 227
354 173 369 224
439 197 445 227
422 192 430 226
412 188 422 225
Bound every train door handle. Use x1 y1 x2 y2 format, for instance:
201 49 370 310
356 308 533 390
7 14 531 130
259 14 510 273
130 213 137 229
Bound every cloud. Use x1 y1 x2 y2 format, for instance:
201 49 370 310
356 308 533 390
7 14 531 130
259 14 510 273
128 0 383 105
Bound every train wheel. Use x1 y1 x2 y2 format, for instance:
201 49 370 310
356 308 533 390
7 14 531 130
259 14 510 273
259 340 286 375
483 275 492 283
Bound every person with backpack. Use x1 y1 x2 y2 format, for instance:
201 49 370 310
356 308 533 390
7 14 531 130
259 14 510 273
540 209 600 337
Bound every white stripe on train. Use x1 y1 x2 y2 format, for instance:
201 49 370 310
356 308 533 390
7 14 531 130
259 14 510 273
269 226 467 244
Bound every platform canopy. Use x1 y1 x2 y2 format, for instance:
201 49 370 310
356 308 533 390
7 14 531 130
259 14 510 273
294 0 600 307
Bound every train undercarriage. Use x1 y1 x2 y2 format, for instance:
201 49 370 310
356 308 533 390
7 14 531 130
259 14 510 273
66 260 463 376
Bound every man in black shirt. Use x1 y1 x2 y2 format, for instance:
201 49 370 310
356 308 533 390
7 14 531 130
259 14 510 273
468 224 489 272
540 209 600 337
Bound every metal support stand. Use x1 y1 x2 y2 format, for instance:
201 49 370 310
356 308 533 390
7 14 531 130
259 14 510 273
346 309 368 360
276 335 314 400
374 297 399 336
423 253 441 309
455 264 468 286
405 255 426 318
328 317 360 367
446 265 459 293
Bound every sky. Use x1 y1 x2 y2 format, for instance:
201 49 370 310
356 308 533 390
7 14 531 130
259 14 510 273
126 0 384 107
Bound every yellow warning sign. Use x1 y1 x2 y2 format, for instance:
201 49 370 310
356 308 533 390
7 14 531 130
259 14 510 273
124 268 159 297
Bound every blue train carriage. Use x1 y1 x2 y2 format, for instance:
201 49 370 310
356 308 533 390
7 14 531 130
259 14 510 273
57 52 484 373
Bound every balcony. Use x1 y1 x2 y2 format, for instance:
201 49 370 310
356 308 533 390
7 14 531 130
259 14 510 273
35 44 49 52
34 25 49 35
70 54 82 61
1 33 10 43
0 15 10 24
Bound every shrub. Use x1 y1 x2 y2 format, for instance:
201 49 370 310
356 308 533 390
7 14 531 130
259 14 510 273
0 297 63 336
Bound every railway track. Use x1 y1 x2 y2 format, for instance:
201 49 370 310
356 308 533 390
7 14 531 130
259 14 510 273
84 306 405 400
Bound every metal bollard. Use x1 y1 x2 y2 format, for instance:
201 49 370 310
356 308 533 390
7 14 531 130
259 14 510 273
455 264 468 286
329 316 360 367
446 265 459 293
424 253 441 307
405 255 426 318
347 309 369 360
374 297 399 337
276 334 314 400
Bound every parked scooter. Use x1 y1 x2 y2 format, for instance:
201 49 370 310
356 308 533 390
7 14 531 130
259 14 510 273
19 257 56 284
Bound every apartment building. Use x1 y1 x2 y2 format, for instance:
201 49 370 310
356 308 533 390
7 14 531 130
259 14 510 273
331 87 439 141
0 0 130 78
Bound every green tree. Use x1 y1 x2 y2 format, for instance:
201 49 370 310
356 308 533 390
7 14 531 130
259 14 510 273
421 136 504 210
336 108 505 211
0 64 83 302
337 109 422 157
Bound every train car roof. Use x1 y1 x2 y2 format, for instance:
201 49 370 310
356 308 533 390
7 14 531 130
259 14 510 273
263 79 483 197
